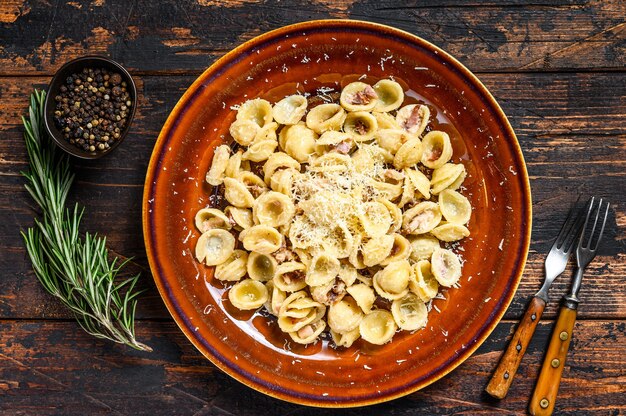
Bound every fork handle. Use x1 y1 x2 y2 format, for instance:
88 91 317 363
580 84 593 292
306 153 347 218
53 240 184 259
529 303 577 415
485 296 546 399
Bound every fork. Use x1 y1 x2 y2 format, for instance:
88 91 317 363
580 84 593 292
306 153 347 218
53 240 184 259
529 197 610 415
485 197 585 399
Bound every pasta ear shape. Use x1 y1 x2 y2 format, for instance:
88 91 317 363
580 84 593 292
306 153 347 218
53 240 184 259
315 131 354 155
343 111 378 142
359 201 393 237
272 94 308 125
402 201 442 235
236 98 274 128
374 128 408 154
253 191 296 228
431 248 462 287
224 206 253 230
373 79 404 112
229 119 260 146
306 252 340 287
409 235 441 262
372 111 400 130
379 198 403 233
274 261 307 292
359 310 397 345
346 283 376 314
228 279 269 310
247 251 278 282
391 293 428 331
410 259 440 302
379 233 411 266
393 136 423 169
321 222 354 259
242 139 278 162
195 208 232 233
205 145 231 186
239 225 283 254
263 152 300 183
421 130 453 169
405 168 431 199
373 260 411 300
431 163 467 195
431 222 470 242
278 291 325 333
396 104 430 137
223 177 255 208
439 189 472 224
310 277 347 305
278 123 317 162
362 234 395 267
289 319 326 345
195 229 236 266
264 280 287 316
327 296 363 334
214 249 248 282
269 167 298 197
306 103 347 134
340 82 379 112
331 327 360 348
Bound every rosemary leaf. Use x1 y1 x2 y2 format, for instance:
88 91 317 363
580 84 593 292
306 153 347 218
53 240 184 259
21 90 151 352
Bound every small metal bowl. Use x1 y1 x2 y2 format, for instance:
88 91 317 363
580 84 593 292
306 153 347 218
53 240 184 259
44 56 137 159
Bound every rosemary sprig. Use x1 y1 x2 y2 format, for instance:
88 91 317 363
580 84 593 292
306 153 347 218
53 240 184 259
21 90 151 351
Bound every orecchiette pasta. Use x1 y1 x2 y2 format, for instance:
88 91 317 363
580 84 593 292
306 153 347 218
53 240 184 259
391 293 428 331
306 103 346 133
373 79 404 112
195 79 473 347
410 260 439 302
205 145 230 186
214 249 248 281
272 94 307 125
431 163 467 195
359 310 397 345
373 260 411 300
247 251 277 282
239 225 283 254
396 104 430 136
421 131 453 169
195 208 231 233
431 248 462 287
195 229 235 266
228 279 269 310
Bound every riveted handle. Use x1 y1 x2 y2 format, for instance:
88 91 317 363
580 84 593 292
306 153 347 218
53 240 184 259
485 296 546 399
529 305 577 415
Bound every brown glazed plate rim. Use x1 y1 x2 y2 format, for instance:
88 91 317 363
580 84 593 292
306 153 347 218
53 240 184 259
143 19 532 407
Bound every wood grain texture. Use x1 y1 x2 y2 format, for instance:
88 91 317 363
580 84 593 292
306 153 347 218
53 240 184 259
486 296 546 399
0 0 624 74
0 2 624 413
0 320 624 415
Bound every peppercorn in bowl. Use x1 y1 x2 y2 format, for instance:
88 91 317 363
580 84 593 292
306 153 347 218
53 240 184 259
44 56 137 159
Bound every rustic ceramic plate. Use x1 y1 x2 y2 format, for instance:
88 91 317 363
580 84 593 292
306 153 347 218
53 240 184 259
143 20 531 407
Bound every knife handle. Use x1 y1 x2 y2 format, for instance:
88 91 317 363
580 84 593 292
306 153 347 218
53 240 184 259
529 305 577 415
485 296 546 399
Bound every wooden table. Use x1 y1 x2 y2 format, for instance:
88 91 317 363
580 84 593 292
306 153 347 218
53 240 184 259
1 1 624 414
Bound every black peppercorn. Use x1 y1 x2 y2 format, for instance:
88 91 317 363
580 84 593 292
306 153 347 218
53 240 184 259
53 66 132 153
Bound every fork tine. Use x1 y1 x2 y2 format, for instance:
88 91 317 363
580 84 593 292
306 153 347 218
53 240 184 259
561 212 586 254
590 201 610 251
554 195 582 248
578 197 596 250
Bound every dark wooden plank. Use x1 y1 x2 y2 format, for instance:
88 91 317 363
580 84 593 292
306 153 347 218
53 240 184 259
0 72 624 320
0 320 623 415
0 0 624 75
